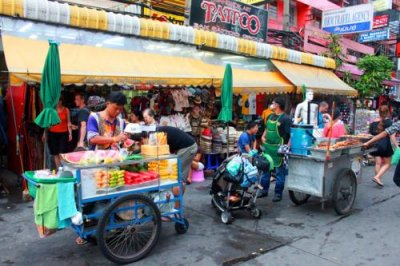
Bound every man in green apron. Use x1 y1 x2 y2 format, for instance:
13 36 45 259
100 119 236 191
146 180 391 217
259 96 291 202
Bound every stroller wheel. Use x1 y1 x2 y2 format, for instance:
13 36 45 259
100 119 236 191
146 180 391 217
211 198 216 208
250 208 262 219
221 211 233 224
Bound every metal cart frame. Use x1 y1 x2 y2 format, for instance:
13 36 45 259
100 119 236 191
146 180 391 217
286 148 367 215
23 154 188 264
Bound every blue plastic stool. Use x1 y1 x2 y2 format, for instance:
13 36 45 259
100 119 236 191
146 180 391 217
204 153 220 170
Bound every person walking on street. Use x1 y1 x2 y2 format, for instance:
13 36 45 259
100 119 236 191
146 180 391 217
366 105 397 187
364 120 400 187
73 92 90 149
43 96 72 168
87 92 128 150
260 96 291 201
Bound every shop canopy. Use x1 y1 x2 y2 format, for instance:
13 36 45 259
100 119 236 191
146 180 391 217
2 35 296 95
2 35 221 88
272 60 358 97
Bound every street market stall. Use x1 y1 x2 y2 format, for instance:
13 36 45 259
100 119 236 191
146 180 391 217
23 141 188 264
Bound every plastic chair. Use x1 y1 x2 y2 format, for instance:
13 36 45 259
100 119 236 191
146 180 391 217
204 153 220 170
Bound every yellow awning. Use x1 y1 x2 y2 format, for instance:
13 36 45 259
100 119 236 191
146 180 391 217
272 60 358 97
2 35 220 87
232 69 295 94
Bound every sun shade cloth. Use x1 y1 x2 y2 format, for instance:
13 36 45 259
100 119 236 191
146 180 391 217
218 64 233 122
2 35 220 87
272 60 358 97
34 40 61 128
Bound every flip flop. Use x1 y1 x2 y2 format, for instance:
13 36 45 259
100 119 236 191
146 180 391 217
75 237 88 245
372 179 384 187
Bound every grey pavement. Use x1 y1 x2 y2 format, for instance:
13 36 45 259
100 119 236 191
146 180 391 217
0 165 399 266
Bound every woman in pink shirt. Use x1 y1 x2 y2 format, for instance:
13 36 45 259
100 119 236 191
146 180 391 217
323 108 346 139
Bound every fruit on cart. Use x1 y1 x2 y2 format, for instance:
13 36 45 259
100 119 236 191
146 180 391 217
109 170 125 188
123 139 134 148
95 170 109 189
62 151 87 164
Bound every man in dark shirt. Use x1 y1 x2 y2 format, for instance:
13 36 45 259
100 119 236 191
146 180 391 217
155 126 198 184
260 96 292 202
74 92 90 149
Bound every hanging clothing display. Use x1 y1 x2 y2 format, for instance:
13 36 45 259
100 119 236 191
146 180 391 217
256 94 267 115
241 94 250 115
248 93 257 115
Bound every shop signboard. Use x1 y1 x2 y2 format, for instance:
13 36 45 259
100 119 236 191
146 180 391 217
189 0 269 42
240 0 265 5
358 27 390 43
322 4 373 34
143 8 185 25
372 0 392 12
373 14 389 29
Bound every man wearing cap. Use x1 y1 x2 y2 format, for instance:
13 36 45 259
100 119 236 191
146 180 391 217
87 92 128 150
260 96 292 202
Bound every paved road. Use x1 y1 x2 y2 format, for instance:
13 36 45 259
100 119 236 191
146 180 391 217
0 165 399 266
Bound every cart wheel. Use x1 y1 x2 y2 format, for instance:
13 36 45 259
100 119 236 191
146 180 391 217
332 169 357 215
250 208 262 219
221 211 233 224
289 190 311 205
175 218 189 234
97 194 161 264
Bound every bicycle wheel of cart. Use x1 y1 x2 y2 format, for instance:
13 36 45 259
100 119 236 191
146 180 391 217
332 169 357 215
97 194 162 264
288 190 311 205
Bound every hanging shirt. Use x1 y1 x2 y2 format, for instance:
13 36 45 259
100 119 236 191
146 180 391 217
241 94 250 115
248 93 257 115
256 94 266 115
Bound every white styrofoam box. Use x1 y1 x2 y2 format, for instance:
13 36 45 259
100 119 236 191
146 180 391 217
217 34 227 49
132 16 140 35
58 3 70 25
288 50 302 64
256 42 267 57
123 14 133 34
47 1 60 23
38 0 49 21
24 0 39 19
169 24 179 41
107 12 116 32
265 43 272 58
114 13 125 33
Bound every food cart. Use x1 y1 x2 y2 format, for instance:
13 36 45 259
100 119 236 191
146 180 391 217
23 151 188 264
286 137 373 215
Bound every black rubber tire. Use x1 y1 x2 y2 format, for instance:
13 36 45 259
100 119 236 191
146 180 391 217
97 194 161 264
221 211 233 224
175 218 189 234
332 169 357 215
250 208 262 219
289 190 311 205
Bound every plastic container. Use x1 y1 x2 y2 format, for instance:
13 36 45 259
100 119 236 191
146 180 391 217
191 169 204 183
290 124 314 155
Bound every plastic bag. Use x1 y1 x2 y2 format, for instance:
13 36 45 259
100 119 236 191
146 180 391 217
391 148 400 165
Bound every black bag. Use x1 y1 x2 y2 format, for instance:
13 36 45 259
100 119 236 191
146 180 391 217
253 155 270 172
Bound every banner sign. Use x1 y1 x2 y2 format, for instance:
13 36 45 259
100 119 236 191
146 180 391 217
322 4 373 34
372 0 392 12
359 27 390 43
373 14 389 29
143 8 184 25
189 0 269 42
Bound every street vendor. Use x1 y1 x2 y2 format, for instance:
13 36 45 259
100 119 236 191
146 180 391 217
237 121 258 153
260 96 291 202
364 120 400 187
87 92 128 150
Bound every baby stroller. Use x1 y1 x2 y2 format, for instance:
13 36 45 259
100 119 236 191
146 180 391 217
210 152 273 224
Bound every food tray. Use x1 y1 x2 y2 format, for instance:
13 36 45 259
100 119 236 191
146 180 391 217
24 171 75 183
309 148 342 160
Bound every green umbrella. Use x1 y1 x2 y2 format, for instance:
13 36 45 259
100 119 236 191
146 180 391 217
218 64 233 122
34 40 61 128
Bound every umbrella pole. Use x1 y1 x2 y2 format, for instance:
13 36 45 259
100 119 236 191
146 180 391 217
43 129 48 169
226 122 229 158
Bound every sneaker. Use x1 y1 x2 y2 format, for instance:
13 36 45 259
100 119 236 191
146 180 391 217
257 191 268 198
272 194 282 202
